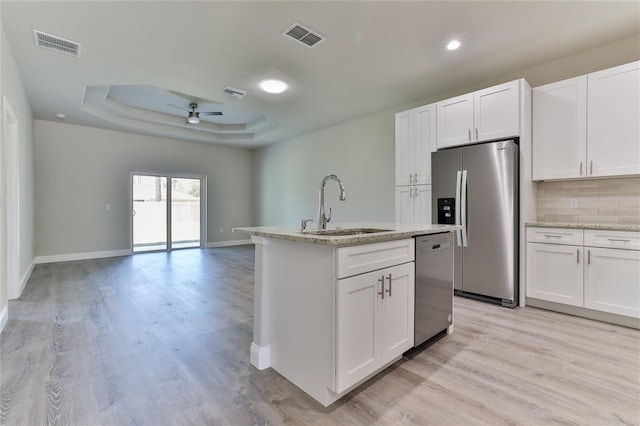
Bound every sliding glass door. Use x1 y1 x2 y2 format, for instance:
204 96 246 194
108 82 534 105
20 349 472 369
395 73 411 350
132 173 205 253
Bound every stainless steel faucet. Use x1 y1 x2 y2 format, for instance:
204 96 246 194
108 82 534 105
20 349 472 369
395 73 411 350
317 174 347 230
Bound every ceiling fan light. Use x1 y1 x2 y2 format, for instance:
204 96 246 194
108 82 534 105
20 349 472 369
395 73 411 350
187 112 200 124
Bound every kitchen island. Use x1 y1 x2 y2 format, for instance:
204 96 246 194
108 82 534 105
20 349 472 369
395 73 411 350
234 222 459 406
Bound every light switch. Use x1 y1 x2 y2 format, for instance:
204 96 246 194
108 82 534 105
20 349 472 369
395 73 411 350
570 199 579 209
106 204 111 210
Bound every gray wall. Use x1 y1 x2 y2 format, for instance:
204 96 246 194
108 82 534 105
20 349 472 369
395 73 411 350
34 121 253 257
252 109 396 226
1 27 35 308
252 35 640 227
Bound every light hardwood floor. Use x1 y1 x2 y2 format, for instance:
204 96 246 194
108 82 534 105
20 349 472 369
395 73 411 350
1 246 639 425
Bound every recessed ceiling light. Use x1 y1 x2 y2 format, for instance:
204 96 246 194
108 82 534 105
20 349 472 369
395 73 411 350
447 40 461 51
55 113 66 119
259 79 288 94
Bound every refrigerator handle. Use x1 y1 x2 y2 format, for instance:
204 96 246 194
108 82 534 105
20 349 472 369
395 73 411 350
455 171 462 246
461 169 468 247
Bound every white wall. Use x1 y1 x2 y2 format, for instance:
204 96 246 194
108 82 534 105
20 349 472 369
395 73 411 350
34 121 253 257
1 27 35 306
253 36 640 227
252 109 396 226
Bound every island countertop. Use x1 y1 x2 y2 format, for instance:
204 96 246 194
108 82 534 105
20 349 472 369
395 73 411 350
233 222 460 246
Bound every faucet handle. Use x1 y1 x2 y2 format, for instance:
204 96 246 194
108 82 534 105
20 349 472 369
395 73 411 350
326 207 332 223
300 218 314 231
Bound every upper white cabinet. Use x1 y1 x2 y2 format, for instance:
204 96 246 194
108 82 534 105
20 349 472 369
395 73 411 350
437 80 521 149
533 61 640 180
532 76 587 179
395 185 432 225
587 62 640 177
395 104 435 186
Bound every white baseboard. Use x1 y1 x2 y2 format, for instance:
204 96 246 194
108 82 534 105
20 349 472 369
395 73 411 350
35 249 132 265
206 239 253 248
250 342 271 370
0 305 7 332
16 259 35 299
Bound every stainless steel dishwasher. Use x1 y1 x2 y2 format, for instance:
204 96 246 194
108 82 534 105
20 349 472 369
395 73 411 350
414 232 454 347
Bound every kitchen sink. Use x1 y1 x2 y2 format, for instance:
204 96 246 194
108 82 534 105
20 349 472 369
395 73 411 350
301 228 393 236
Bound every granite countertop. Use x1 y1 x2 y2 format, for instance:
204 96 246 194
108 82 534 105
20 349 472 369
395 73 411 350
527 222 640 232
233 222 461 247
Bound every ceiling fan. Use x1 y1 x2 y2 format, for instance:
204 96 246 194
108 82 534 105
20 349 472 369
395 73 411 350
168 102 222 124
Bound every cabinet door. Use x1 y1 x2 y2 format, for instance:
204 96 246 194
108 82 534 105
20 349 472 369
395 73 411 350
395 186 414 224
437 93 474 149
381 263 415 364
526 243 584 306
474 80 520 143
532 76 587 180
395 110 414 186
414 185 432 225
336 270 383 393
584 247 640 318
414 104 435 184
587 61 640 177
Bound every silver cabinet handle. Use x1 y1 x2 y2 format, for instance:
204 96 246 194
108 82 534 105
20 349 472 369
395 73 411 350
414 173 418 183
468 129 471 141
544 234 562 239
378 276 385 300
608 238 631 243
475 128 478 140
577 249 580 264
590 161 593 175
414 187 418 197
385 274 392 297
409 173 413 185
588 249 591 265
579 161 583 176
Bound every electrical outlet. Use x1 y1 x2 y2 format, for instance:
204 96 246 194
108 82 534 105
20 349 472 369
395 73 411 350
105 204 111 210
570 198 579 209
219 228 224 233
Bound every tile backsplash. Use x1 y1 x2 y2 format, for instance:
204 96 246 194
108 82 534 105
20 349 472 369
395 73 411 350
537 177 640 224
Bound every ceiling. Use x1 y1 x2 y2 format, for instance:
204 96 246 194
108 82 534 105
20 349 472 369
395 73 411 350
3 1 639 149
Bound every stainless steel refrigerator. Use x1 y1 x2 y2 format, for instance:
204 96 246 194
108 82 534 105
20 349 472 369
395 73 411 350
431 139 519 308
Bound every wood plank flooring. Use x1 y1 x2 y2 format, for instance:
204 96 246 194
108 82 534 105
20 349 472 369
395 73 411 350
1 246 639 425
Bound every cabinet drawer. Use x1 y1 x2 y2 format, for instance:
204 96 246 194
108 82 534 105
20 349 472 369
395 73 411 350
337 239 415 279
584 230 640 250
526 227 584 246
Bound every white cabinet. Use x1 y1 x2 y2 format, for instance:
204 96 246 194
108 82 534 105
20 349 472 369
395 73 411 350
437 80 520 149
587 62 640 177
336 262 414 393
584 229 640 318
335 239 415 393
526 227 640 319
533 61 640 180
395 104 435 186
395 104 434 224
532 76 587 179
395 185 431 225
527 242 584 306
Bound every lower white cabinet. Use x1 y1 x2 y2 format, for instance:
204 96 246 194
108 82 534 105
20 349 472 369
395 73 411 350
526 227 640 319
336 262 414 393
395 185 431 225
527 242 584 306
584 247 640 317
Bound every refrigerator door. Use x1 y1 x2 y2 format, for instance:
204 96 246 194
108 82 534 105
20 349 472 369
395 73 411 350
431 148 463 291
461 140 518 304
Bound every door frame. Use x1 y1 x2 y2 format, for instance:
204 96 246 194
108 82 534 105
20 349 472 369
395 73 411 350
3 97 20 300
130 171 207 252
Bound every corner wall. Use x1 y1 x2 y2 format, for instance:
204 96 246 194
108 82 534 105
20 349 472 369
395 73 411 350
1 26 35 310
34 121 253 258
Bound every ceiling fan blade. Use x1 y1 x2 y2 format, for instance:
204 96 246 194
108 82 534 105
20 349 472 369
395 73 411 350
167 103 189 112
198 111 223 116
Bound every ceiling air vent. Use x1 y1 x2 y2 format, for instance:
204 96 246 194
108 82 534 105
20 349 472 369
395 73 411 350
220 87 249 99
282 23 325 48
33 29 81 57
